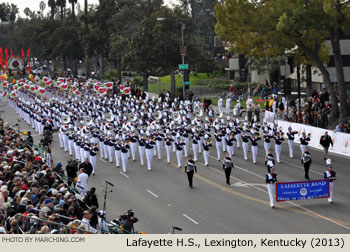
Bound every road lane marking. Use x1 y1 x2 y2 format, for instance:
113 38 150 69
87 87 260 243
183 214 199 225
99 158 106 162
146 190 159 198
120 172 129 178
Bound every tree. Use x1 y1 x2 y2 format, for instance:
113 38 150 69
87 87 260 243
0 3 9 27
48 0 56 19
56 0 66 21
39 1 46 18
69 0 78 23
8 3 18 30
215 0 341 122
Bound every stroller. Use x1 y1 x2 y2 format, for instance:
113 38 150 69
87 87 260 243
40 129 53 148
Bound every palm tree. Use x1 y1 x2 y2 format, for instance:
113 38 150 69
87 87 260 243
39 1 46 18
69 0 77 23
56 0 66 21
9 3 19 30
0 3 9 28
48 0 56 19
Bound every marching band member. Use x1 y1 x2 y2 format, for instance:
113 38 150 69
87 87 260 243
225 131 235 157
266 167 277 208
324 159 336 203
107 135 115 163
263 127 273 155
241 130 250 161
274 131 284 163
301 147 312 180
265 149 275 172
218 97 223 113
175 136 185 168
182 126 190 158
223 152 233 185
129 132 138 161
286 126 298 158
138 134 146 166
103 134 109 161
120 140 130 173
250 132 261 164
234 120 242 149
98 131 105 159
114 136 122 168
67 130 74 156
300 131 311 154
214 127 223 161
89 143 99 175
202 134 212 166
185 155 197 188
191 131 200 162
83 139 91 160
164 131 173 164
155 128 163 160
145 134 156 170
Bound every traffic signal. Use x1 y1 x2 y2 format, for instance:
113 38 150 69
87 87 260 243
183 69 189 82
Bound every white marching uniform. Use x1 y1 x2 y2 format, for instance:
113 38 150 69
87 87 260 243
266 172 277 208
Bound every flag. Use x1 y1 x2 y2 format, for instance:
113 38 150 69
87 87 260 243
9 91 17 98
21 48 24 61
27 48 31 73
4 48 8 69
98 87 107 94
105 82 113 88
2 91 7 97
121 86 131 95
60 83 68 89
38 87 45 94
0 48 3 72
10 48 13 58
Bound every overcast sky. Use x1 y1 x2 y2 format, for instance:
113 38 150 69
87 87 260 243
5 0 179 18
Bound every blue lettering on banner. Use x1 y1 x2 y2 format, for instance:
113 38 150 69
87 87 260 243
276 179 329 202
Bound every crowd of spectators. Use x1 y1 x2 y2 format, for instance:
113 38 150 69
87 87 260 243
0 119 103 234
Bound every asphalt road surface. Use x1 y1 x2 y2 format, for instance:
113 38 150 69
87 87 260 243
2 101 350 234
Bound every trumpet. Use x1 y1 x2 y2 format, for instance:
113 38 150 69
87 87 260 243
150 136 156 141
208 140 213 144
281 132 285 136
125 140 131 144
307 133 312 137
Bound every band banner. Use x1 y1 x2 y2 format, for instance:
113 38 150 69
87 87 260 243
276 179 329 202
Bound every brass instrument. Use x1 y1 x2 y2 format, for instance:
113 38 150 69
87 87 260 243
61 115 70 124
105 113 114 122
208 140 213 144
127 113 137 122
125 140 131 144
213 120 220 128
84 116 93 126
172 112 181 122
281 132 285 136
194 108 203 118
151 136 156 141
152 111 162 120
214 110 223 119
307 133 312 138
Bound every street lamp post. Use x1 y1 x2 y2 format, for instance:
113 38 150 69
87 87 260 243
157 17 186 100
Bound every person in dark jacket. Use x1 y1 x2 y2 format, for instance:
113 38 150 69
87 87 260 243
319 131 333 160
84 187 99 208
66 159 78 187
26 131 33 146
79 158 93 176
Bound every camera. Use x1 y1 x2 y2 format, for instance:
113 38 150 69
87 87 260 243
119 209 134 221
